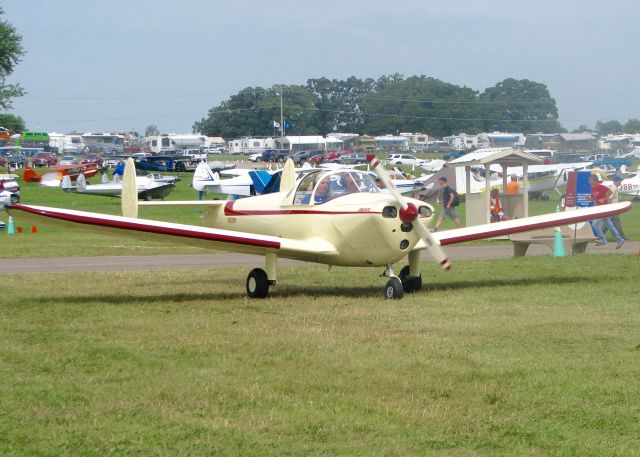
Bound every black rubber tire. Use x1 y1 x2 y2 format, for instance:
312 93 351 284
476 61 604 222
399 265 422 293
384 277 404 300
246 268 269 298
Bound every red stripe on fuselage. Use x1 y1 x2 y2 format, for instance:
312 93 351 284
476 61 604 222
11 204 280 249
223 200 382 216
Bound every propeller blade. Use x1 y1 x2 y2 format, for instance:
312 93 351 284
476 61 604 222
413 217 451 271
367 154 451 271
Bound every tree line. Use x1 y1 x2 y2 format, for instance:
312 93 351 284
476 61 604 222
194 75 565 139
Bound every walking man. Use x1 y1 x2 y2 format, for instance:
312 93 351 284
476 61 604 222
431 177 461 232
588 174 625 248
601 175 628 240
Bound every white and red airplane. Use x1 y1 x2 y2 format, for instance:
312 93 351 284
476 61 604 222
2 157 632 299
603 166 640 197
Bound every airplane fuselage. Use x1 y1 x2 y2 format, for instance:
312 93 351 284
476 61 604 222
202 191 434 267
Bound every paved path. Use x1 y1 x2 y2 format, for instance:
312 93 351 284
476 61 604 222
1 242 637 274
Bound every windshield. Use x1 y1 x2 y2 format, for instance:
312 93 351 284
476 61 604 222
294 170 379 204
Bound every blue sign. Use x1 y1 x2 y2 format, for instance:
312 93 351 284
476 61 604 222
576 170 592 208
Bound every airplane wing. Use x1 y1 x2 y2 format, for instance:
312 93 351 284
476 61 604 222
415 202 632 248
6 203 339 260
488 162 593 174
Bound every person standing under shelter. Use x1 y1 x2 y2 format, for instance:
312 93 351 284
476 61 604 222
601 175 628 240
431 177 461 232
489 189 510 222
588 174 625 248
506 174 522 195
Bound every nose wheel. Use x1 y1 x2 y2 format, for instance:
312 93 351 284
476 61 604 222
384 277 404 299
381 264 404 299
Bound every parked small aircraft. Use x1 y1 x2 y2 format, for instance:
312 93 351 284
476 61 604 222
603 166 640 197
61 172 176 200
3 157 632 299
23 164 101 185
193 162 425 198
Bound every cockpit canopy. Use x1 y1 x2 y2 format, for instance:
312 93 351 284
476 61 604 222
294 169 380 205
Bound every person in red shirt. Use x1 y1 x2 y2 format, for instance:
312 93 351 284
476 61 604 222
588 174 624 248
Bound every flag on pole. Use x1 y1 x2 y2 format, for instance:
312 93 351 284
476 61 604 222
284 120 291 129
273 121 281 129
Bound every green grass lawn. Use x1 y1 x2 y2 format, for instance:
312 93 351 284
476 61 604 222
1 255 640 456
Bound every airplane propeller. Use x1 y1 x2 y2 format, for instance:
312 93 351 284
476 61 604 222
366 154 451 271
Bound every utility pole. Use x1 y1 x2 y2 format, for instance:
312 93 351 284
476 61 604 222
280 89 285 141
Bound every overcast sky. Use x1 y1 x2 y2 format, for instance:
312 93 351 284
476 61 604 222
3 0 639 135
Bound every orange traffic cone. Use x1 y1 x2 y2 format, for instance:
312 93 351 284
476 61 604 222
31 225 37 233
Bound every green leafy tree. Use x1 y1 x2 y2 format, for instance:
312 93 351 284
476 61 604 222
306 76 377 134
623 118 640 133
479 79 561 133
144 124 159 136
194 85 317 138
595 120 623 135
360 76 484 137
0 113 25 133
0 8 25 110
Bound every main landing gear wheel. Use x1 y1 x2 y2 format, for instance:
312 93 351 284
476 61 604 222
399 265 422 293
384 277 404 300
246 268 269 298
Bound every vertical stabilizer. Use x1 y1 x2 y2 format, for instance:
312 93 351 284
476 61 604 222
121 158 138 218
61 175 73 190
280 158 296 192
192 161 218 192
76 174 87 192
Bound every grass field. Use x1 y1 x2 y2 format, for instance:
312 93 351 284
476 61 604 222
1 255 640 456
2 165 639 258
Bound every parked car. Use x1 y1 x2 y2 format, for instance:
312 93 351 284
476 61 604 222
309 153 326 165
104 157 126 168
59 155 79 166
261 149 291 163
0 176 20 206
31 152 58 167
273 150 293 163
386 154 425 167
7 155 26 168
291 150 324 165
291 150 318 165
337 153 369 165
81 154 104 167
249 153 263 162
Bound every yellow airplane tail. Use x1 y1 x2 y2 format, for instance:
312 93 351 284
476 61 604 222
280 158 296 192
121 158 138 218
